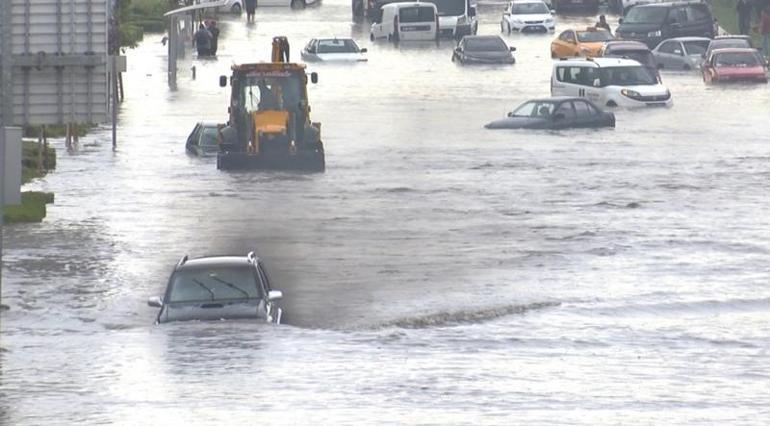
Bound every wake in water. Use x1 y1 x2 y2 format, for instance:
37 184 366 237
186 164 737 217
376 301 560 329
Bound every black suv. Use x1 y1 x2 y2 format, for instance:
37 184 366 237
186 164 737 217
616 2 716 48
147 252 284 324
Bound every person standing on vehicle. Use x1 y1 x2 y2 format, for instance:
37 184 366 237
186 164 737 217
595 15 612 35
737 0 753 35
207 20 220 56
193 23 212 57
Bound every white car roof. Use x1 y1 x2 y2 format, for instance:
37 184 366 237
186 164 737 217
382 2 436 9
554 57 642 68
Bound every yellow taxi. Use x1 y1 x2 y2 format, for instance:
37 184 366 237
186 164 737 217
550 27 614 59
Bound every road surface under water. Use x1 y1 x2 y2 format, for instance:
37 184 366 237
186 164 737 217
2 1 770 424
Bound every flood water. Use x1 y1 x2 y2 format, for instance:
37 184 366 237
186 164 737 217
2 0 770 424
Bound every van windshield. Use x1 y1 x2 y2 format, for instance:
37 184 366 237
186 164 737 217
623 7 668 24
399 6 436 22
423 0 466 17
599 66 657 86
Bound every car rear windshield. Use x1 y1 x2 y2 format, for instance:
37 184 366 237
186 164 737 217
599 66 657 86
465 37 507 52
423 0 465 17
608 50 655 68
624 7 668 24
710 40 752 51
714 52 761 67
317 39 359 54
512 3 549 14
577 30 613 42
399 6 436 23
683 40 709 55
168 266 261 303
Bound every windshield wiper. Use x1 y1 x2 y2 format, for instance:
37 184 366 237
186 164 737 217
192 278 215 300
209 276 251 298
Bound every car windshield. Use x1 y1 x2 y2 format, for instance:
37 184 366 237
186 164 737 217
714 52 761 67
710 40 751 51
242 75 302 113
423 0 465 17
168 266 261 303
201 128 218 146
599 66 657 86
683 40 709 55
512 101 557 117
623 7 668 24
577 30 613 43
512 3 549 14
465 37 507 52
317 39 359 54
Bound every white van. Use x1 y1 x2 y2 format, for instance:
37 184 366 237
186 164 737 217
551 57 672 108
370 2 439 42
423 0 478 39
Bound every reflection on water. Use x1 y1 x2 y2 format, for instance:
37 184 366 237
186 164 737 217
2 0 770 423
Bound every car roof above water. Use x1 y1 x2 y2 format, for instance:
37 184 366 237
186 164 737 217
555 57 643 68
177 255 253 271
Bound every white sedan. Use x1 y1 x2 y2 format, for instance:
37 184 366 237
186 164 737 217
501 0 556 34
301 38 368 62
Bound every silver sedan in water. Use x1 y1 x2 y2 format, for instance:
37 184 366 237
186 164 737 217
652 37 711 71
147 252 284 324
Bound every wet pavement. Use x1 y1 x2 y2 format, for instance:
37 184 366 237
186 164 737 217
2 1 770 424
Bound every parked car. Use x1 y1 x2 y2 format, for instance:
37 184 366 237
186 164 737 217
551 28 614 58
599 40 658 78
551 57 673 107
301 38 368 62
652 36 710 70
485 97 615 129
500 0 556 34
370 2 439 42
219 0 243 13
147 252 284 324
186 122 223 156
702 48 768 84
452 35 516 64
615 2 716 48
552 0 599 14
700 35 754 66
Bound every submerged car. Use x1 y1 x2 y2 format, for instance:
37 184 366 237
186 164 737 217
485 97 615 129
702 48 768 84
700 36 754 67
148 252 284 324
652 36 710 71
186 122 222 156
500 0 556 34
452 35 516 65
301 38 368 62
551 28 613 59
599 40 658 78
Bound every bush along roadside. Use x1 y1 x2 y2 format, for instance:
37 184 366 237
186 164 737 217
3 140 57 224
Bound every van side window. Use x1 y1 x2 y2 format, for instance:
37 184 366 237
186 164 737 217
558 66 596 86
686 5 710 22
556 66 567 82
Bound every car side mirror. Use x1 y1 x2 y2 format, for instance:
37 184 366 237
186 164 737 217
553 113 565 121
360 48 368 53
147 296 163 308
310 72 318 84
268 290 283 301
618 18 623 24
219 75 227 87
469 6 476 17
507 111 514 117
510 46 516 52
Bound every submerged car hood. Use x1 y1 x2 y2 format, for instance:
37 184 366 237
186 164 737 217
162 299 263 323
485 116 545 129
316 52 367 62
463 50 512 60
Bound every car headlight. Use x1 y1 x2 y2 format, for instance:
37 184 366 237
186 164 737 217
621 89 642 99
647 30 662 37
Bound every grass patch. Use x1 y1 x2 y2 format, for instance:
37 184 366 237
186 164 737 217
3 192 54 224
22 140 57 184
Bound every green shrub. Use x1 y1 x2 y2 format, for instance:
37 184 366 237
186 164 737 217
3 192 54 223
